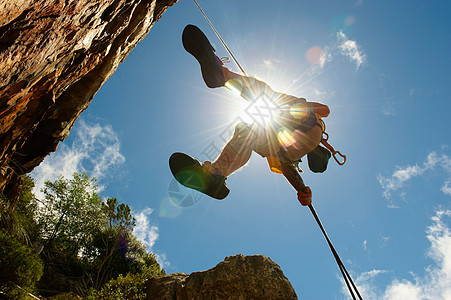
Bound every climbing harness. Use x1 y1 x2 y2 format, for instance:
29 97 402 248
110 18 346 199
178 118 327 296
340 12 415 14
191 1 360 298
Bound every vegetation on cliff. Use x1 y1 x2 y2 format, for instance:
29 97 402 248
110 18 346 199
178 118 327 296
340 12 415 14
0 173 164 299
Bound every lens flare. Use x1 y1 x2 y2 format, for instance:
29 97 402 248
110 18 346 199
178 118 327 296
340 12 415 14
225 78 244 96
277 127 296 148
290 103 310 120
168 176 202 206
305 46 324 65
244 93 282 127
159 197 182 218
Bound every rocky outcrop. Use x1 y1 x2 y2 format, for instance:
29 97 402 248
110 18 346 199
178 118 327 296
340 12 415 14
0 0 178 200
146 254 298 300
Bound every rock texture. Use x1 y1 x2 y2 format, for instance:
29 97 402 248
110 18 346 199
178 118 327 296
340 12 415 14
0 0 178 200
146 254 298 300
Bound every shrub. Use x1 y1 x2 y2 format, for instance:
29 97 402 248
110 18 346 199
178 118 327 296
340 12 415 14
0 230 43 296
87 265 162 300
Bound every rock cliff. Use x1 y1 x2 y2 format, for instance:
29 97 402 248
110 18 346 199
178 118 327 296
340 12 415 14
0 0 178 200
146 254 298 300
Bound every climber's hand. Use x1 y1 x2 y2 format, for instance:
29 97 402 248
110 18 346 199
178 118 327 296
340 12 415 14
298 186 312 206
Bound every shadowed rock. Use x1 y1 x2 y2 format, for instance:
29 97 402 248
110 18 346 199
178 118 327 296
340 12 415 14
0 0 178 200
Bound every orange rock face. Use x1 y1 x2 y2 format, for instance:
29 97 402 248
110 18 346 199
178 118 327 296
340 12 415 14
0 0 177 198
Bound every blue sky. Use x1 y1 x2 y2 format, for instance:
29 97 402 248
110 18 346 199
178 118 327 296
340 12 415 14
31 0 451 299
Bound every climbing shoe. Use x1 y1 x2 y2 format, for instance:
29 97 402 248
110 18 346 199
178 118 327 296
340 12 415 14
169 152 230 200
182 24 226 88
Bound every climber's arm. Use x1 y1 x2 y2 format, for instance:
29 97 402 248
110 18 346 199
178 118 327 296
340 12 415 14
306 102 330 118
275 93 330 118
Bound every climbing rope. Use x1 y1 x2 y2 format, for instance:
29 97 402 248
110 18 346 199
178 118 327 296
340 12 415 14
281 163 362 300
308 205 362 300
192 0 247 75
191 2 360 298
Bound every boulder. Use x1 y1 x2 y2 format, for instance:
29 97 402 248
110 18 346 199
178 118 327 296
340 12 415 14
146 254 298 300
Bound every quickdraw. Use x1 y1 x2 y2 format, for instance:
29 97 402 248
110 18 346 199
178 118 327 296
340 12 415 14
321 132 346 166
317 117 346 166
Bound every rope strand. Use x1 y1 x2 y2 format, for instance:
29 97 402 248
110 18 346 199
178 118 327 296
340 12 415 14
281 164 363 299
192 0 247 75
308 204 363 300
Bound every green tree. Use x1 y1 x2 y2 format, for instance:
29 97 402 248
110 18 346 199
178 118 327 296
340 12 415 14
37 173 103 250
0 176 38 244
90 197 136 289
0 230 43 298
35 173 164 297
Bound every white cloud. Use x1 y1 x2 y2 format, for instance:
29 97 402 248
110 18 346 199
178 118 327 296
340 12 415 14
133 207 170 268
363 239 368 251
348 270 388 299
442 180 451 195
154 251 170 269
379 235 390 248
337 31 366 69
31 120 125 198
263 59 275 70
350 210 451 300
134 207 159 249
30 120 169 269
409 88 421 96
382 101 397 116
377 151 451 199
262 58 283 70
346 210 451 300
319 47 332 68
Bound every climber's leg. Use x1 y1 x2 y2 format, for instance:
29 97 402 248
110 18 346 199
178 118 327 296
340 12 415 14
222 68 278 102
203 123 258 177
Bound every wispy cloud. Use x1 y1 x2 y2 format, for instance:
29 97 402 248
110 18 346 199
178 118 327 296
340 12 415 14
319 47 332 68
263 59 275 70
349 210 451 300
381 101 397 116
31 120 125 198
290 31 365 96
377 151 451 199
355 0 364 6
337 31 366 69
30 120 169 269
133 207 169 268
346 269 388 299
363 239 368 251
134 207 159 249
261 58 284 70
442 180 451 195
379 235 390 248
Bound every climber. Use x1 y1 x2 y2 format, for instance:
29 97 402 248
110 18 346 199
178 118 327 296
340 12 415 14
169 25 330 200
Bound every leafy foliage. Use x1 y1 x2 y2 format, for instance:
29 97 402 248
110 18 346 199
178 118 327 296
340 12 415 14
32 173 164 297
0 230 43 297
88 265 162 300
0 176 38 244
0 173 164 298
